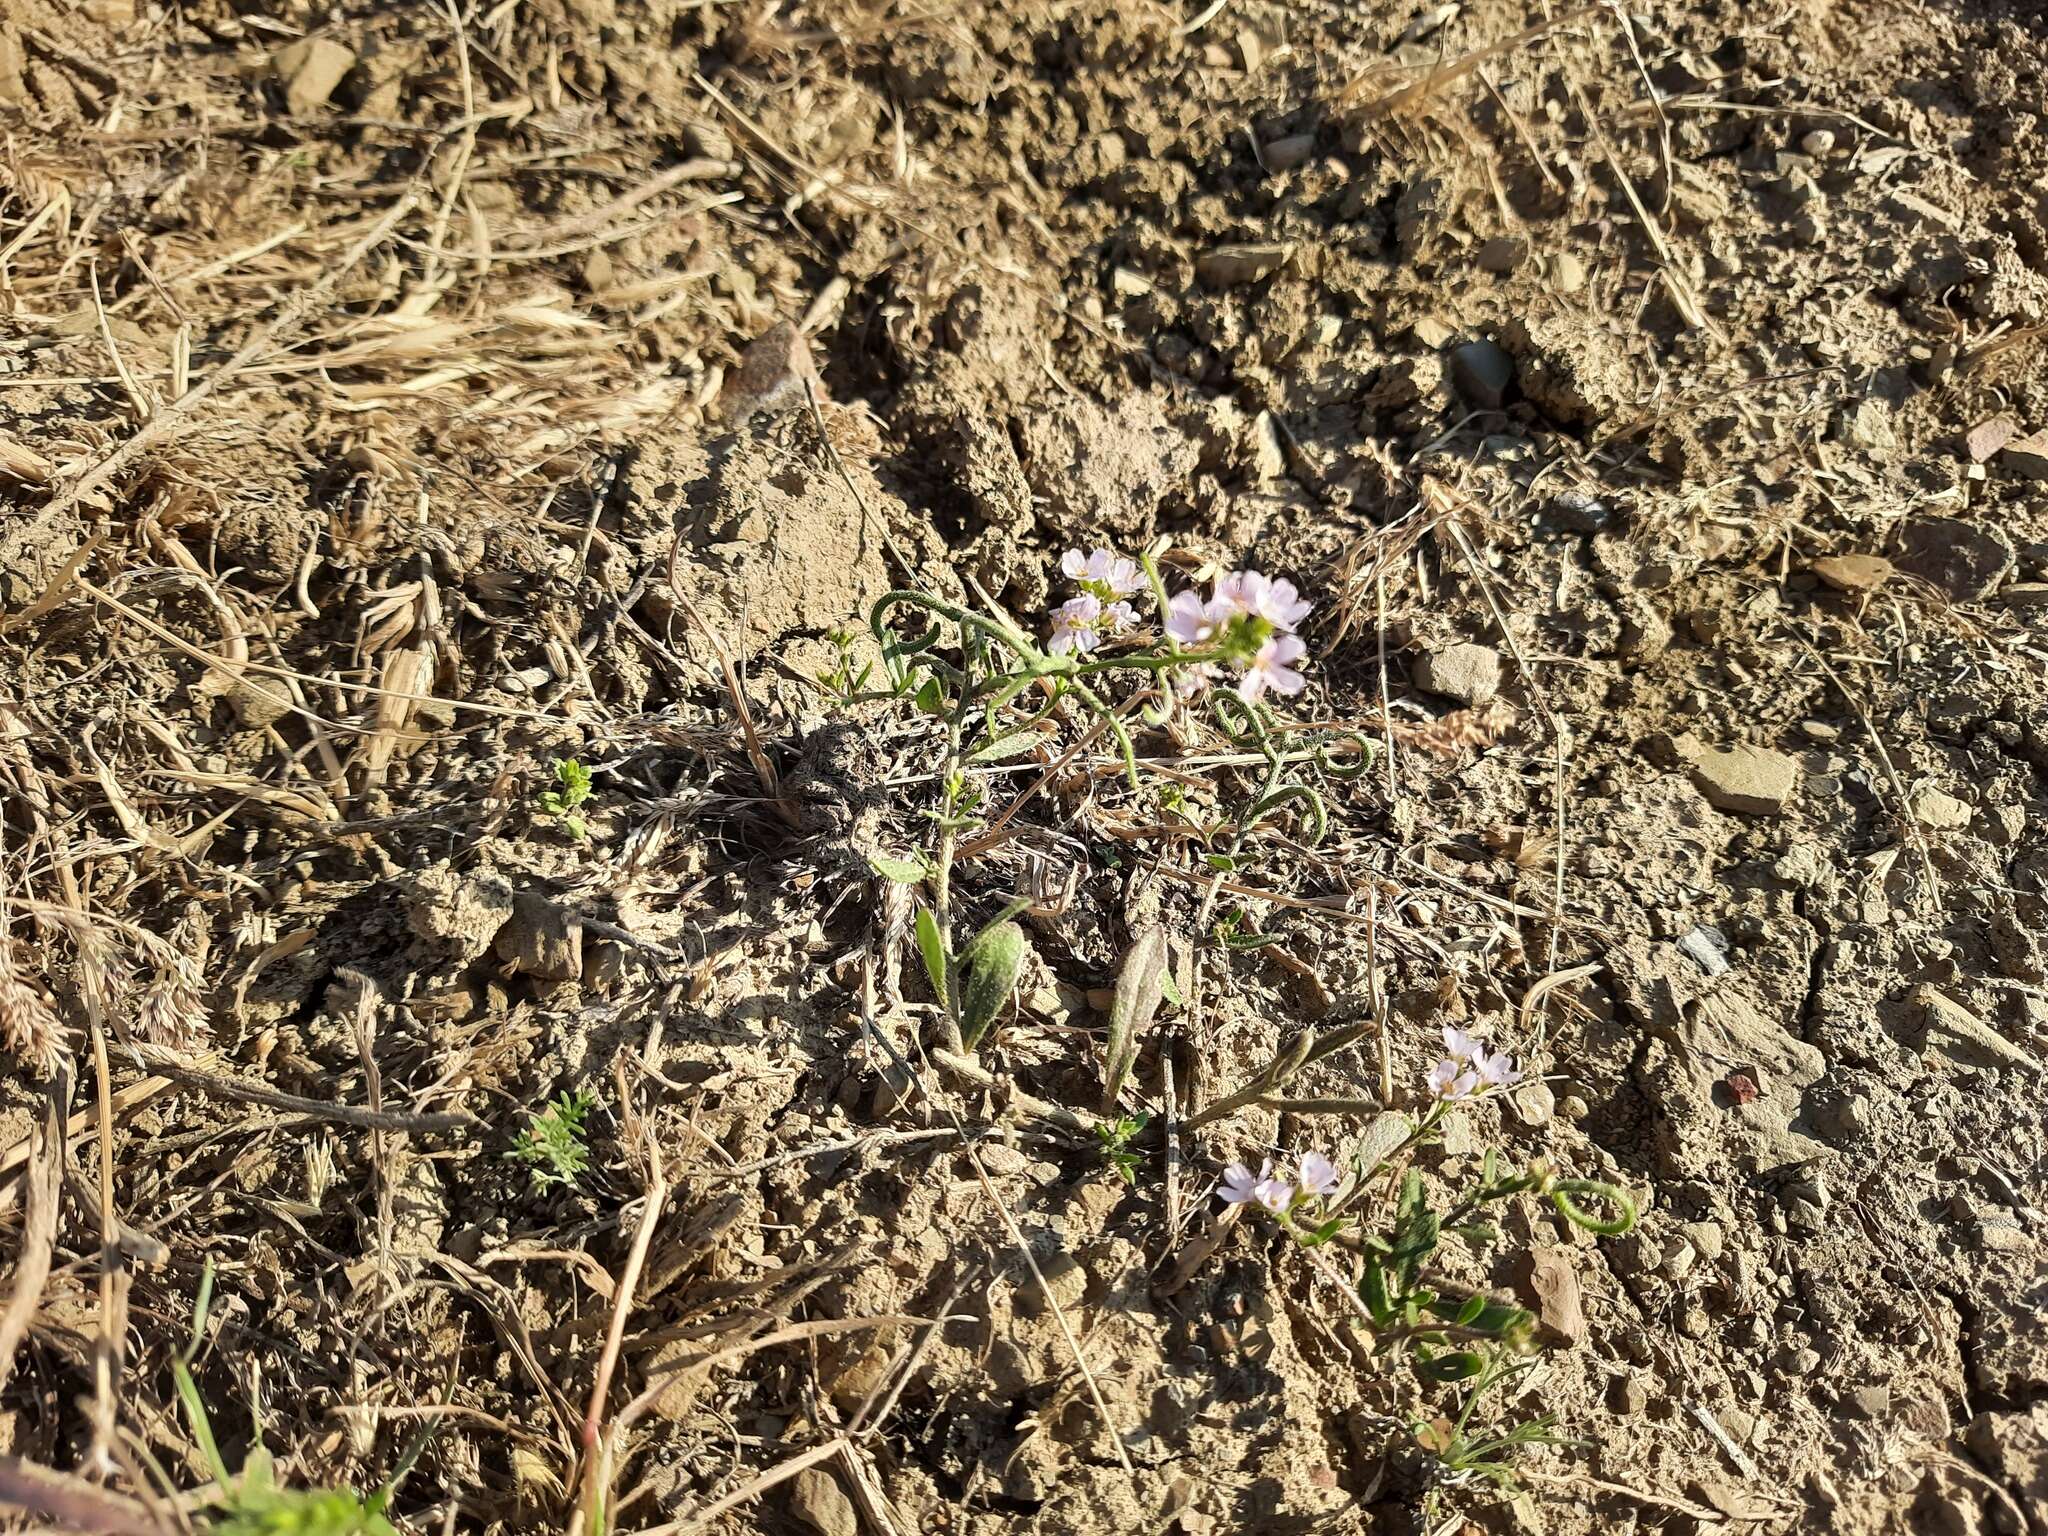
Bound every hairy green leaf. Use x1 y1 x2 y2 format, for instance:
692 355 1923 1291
957 919 1030 1051
1102 924 1168 1103
868 853 929 884
914 907 949 1011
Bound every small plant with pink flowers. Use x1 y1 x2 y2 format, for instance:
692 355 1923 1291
1212 1027 1635 1504
864 545 1361 1052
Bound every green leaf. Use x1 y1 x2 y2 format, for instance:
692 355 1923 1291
554 757 593 805
1418 1350 1487 1384
957 919 1030 1051
1202 853 1236 872
914 677 946 714
1158 967 1184 1008
969 729 1047 764
914 907 949 1012
1427 1295 1534 1338
1102 924 1168 1103
1301 1216 1347 1248
1362 1258 1394 1327
868 853 929 884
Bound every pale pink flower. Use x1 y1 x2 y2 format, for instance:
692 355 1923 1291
1442 1026 1483 1062
1298 1151 1342 1198
1048 594 1104 654
1062 548 1143 598
1101 599 1139 636
1210 569 1261 620
1208 570 1311 631
1428 1058 1479 1101
1237 633 1308 701
1253 576 1312 631
1253 1173 1296 1212
1218 1159 1273 1205
1474 1047 1523 1090
1166 589 1222 646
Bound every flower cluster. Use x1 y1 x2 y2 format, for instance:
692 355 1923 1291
1217 1149 1342 1213
1165 568 1312 702
1427 1026 1523 1102
1048 548 1143 654
1041 549 1316 702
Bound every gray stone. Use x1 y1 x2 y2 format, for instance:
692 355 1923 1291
719 321 819 427
1688 744 1800 815
1677 925 1732 977
493 892 584 981
1195 243 1292 289
1685 1220 1727 1263
1450 339 1516 409
1262 133 1315 171
1610 1374 1648 1414
1910 788 1973 830
1843 1384 1892 1420
1966 418 2015 463
1810 553 1894 592
1894 517 2016 601
272 38 357 115
1414 641 1503 706
1511 1080 1555 1127
2001 429 2048 481
1017 1248 1088 1316
1987 804 2026 845
788 1468 859 1536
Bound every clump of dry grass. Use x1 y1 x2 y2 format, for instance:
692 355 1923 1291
0 940 63 1075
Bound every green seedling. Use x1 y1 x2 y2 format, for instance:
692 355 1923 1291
1414 1350 1573 1520
537 757 594 838
508 1089 595 1189
1095 1111 1151 1185
817 626 875 698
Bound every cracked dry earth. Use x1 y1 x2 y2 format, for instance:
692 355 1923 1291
2 0 2048 1534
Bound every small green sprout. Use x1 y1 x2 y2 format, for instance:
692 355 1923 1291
538 757 594 838
1095 1111 1150 1185
508 1089 595 1188
817 626 875 698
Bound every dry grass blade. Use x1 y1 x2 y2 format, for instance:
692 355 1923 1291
124 1043 473 1134
0 1071 68 1393
0 1454 163 1536
631 1437 848 1536
573 1157 671 1536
